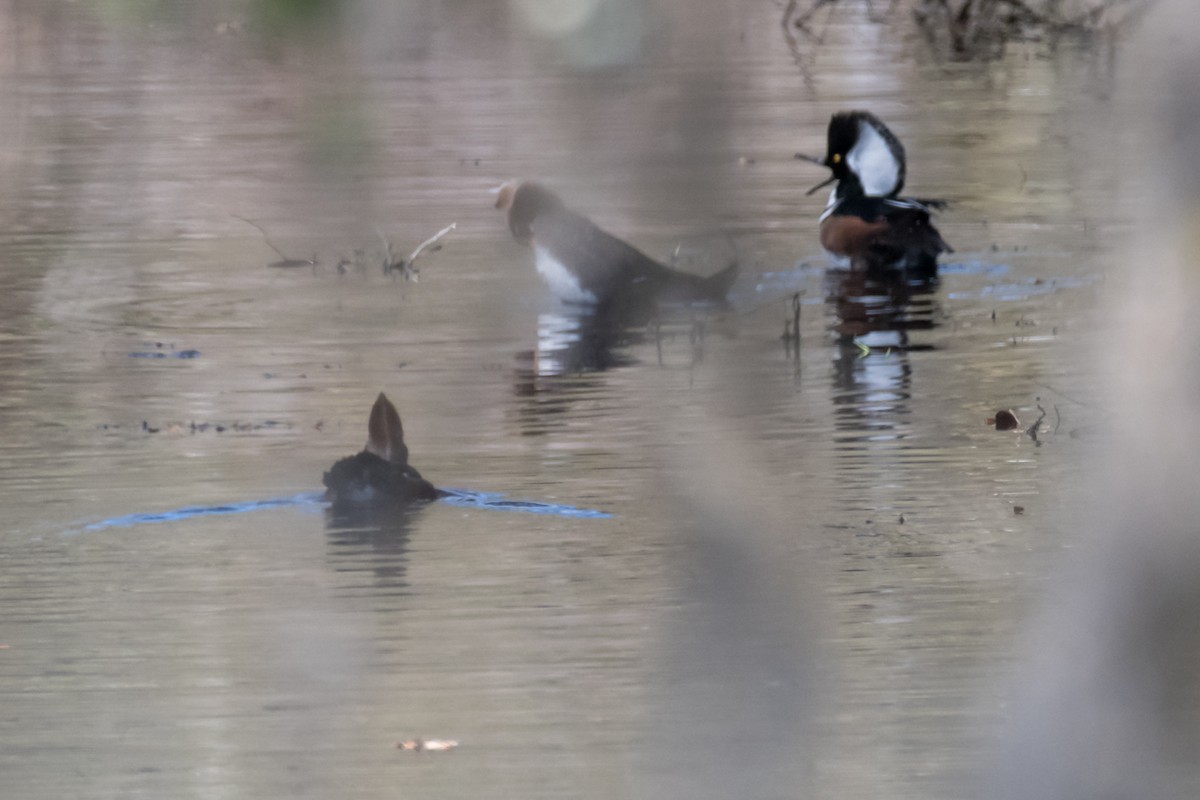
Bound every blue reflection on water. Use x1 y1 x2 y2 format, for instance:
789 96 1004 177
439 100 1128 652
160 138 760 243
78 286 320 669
85 488 612 531
85 493 323 530
438 488 612 519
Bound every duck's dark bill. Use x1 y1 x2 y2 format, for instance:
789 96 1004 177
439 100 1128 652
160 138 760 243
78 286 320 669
805 174 837 196
794 151 825 165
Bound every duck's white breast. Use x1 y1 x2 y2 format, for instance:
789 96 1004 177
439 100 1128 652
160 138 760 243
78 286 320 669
534 244 598 304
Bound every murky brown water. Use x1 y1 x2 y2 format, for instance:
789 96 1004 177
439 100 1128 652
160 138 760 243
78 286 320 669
0 3 1137 799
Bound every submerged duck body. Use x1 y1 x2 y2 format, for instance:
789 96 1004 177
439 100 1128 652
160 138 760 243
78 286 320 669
799 111 951 278
495 181 738 309
323 392 438 509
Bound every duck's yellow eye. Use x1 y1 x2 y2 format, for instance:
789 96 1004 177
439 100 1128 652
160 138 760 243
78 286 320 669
832 153 842 164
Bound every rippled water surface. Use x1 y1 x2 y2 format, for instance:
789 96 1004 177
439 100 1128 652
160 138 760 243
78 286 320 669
0 3 1132 799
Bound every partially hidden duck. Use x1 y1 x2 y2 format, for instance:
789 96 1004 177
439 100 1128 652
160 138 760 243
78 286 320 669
323 392 439 509
495 180 738 309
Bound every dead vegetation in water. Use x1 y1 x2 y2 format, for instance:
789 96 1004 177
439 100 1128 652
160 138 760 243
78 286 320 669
782 0 1153 62
233 214 455 280
376 223 456 282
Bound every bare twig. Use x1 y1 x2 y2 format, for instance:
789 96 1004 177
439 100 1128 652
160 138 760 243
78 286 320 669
232 214 317 269
1027 402 1048 444
782 292 803 360
375 227 394 275
377 223 456 281
408 223 457 266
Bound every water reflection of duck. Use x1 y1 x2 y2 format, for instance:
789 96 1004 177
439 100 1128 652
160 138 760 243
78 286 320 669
323 393 439 510
511 305 715 435
797 110 951 279
494 180 738 311
824 266 939 442
824 267 940 347
324 509 415 590
523 307 641 377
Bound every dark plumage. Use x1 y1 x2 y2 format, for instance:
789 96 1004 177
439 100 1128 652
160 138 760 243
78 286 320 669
820 195 952 279
323 393 438 509
495 181 738 309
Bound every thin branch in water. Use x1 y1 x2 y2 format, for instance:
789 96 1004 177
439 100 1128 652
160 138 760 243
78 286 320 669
375 227 395 275
232 214 317 269
402 223 457 282
376 222 456 282
782 291 803 361
408 223 457 266
1027 402 1047 444
1035 381 1104 410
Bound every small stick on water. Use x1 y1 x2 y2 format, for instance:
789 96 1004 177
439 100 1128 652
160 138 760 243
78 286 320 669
232 214 317 269
781 292 803 360
1027 402 1047 444
378 223 457 282
403 222 456 280
653 318 664 367
375 227 395 276
792 292 801 342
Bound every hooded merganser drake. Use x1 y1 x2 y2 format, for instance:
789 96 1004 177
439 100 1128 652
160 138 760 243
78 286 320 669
796 111 951 278
495 181 738 309
323 392 439 508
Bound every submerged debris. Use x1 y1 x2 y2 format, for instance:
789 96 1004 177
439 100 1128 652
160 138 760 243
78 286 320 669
129 419 293 435
266 257 317 269
128 349 201 359
397 739 459 753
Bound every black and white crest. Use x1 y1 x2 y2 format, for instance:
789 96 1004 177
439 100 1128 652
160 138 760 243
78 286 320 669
837 111 906 198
